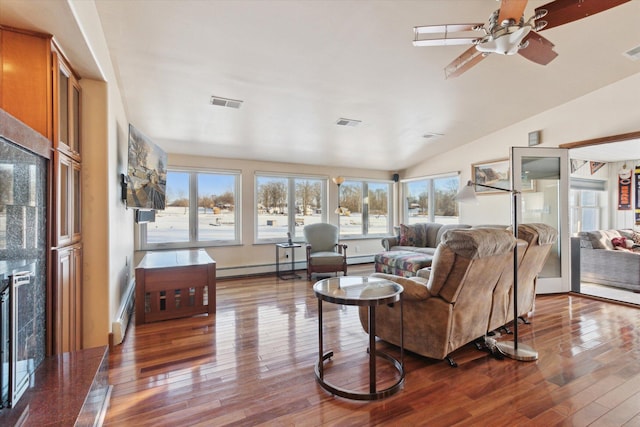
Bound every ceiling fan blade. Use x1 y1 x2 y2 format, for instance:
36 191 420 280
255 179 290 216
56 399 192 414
413 38 478 47
414 23 483 34
518 33 558 65
413 23 484 47
444 46 487 79
535 0 630 31
498 0 529 24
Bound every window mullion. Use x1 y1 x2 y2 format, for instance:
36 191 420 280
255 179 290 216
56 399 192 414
428 179 435 222
289 178 296 236
362 182 369 235
190 172 198 242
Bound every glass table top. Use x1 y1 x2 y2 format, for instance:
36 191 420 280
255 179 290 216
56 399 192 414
313 276 403 306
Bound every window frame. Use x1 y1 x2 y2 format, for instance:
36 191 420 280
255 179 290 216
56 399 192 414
338 178 393 239
254 172 328 244
139 167 241 250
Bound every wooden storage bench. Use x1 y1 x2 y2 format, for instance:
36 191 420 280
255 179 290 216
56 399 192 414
135 249 216 324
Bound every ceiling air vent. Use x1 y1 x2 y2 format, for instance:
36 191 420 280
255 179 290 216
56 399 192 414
623 44 640 61
336 118 361 127
422 132 443 139
210 96 243 109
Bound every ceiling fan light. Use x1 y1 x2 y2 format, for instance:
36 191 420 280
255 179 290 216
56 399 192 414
476 26 530 55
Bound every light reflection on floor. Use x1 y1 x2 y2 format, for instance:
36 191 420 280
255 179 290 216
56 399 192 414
579 281 640 305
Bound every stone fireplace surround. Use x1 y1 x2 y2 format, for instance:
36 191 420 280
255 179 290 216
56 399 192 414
0 109 110 425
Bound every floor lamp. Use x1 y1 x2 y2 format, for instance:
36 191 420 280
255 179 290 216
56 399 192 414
455 180 538 362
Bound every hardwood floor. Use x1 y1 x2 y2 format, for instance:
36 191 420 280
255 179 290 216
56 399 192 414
105 265 640 426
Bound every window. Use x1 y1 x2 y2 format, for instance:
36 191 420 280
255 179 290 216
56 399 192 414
338 180 392 237
256 174 326 242
141 169 240 249
569 178 606 234
570 189 602 234
403 174 459 224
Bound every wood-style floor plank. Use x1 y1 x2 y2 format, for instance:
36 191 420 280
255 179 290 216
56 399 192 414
104 265 640 426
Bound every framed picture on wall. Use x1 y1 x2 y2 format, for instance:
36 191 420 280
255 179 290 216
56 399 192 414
472 158 535 194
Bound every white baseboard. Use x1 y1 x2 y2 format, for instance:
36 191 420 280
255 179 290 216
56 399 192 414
110 278 135 346
216 255 374 278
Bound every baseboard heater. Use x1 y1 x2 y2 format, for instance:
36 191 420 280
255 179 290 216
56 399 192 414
109 278 135 347
217 255 374 278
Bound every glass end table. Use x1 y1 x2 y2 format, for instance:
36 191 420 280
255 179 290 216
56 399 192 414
313 276 404 400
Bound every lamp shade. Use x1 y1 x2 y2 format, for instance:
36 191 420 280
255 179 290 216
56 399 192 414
454 180 479 204
332 176 345 185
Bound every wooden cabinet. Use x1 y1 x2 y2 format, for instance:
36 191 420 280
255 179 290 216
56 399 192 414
53 50 81 159
54 152 82 247
53 244 83 353
0 26 52 140
1 26 83 354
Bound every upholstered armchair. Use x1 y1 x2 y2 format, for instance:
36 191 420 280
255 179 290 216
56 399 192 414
360 228 516 366
303 223 348 280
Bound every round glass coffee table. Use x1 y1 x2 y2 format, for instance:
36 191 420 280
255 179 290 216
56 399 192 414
313 276 404 401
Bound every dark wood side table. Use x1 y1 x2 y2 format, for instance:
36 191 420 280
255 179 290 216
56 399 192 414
275 243 301 279
313 276 404 400
135 249 216 324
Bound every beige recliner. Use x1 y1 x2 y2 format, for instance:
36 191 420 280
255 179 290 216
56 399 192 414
360 227 516 366
488 223 558 333
509 223 558 322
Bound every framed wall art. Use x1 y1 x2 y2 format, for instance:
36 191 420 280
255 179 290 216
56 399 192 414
471 158 535 194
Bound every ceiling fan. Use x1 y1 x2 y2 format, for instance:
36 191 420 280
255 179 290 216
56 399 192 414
413 0 630 78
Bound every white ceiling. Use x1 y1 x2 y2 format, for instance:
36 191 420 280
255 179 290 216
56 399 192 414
2 0 639 170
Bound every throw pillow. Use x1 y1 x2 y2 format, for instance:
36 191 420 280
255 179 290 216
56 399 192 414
399 224 418 246
611 237 627 248
632 231 640 245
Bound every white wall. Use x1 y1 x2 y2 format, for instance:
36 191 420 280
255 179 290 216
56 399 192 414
403 72 640 227
71 0 132 347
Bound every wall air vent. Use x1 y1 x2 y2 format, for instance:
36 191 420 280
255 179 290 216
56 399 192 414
336 118 361 127
210 96 243 109
623 44 640 61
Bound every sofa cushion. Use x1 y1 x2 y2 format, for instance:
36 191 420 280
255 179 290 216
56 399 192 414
374 251 434 276
390 246 437 255
586 229 622 250
309 251 344 265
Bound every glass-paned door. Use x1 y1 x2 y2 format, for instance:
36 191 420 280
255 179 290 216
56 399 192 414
512 147 569 293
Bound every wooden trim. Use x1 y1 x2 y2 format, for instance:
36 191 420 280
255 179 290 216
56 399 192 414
559 130 640 149
0 24 51 39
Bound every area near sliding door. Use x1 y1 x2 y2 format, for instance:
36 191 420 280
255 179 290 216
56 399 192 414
511 147 570 294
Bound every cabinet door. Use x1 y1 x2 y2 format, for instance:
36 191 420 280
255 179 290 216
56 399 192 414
72 160 81 241
54 152 72 247
72 245 83 350
0 28 52 139
54 152 81 246
53 244 82 353
53 51 81 160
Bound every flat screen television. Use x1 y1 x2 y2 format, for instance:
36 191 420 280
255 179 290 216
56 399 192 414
125 124 167 210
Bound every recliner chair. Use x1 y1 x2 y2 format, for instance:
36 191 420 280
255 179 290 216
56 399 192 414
360 227 516 366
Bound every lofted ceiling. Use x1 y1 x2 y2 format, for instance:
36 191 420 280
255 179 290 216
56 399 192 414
1 0 639 170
